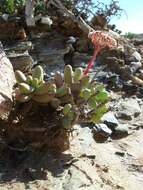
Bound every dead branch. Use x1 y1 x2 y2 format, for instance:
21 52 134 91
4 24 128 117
49 0 94 35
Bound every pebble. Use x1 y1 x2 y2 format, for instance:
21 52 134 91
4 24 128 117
101 112 119 129
132 51 142 62
117 98 141 120
130 61 142 73
94 123 112 137
112 124 129 138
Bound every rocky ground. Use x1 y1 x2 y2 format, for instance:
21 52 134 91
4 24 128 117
0 17 143 189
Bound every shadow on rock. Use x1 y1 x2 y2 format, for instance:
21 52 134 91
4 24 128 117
0 147 73 183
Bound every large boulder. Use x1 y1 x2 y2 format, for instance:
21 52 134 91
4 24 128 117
0 42 15 119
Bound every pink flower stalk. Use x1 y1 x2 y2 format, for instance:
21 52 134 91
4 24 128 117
83 31 117 75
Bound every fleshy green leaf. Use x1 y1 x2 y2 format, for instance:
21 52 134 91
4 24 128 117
90 105 108 123
95 91 108 103
88 96 97 109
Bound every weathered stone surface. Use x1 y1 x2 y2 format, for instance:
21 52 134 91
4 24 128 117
8 53 33 72
31 37 70 76
5 41 33 53
117 98 141 120
112 124 129 138
72 52 91 67
1 125 143 190
0 43 15 118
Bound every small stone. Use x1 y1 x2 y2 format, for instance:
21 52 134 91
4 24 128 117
93 123 112 143
8 53 33 72
67 36 77 44
41 16 53 26
130 61 142 73
95 124 112 137
112 124 129 138
117 112 132 120
138 87 143 96
115 151 125 157
122 82 138 95
2 14 9 21
118 98 141 120
101 112 119 129
132 51 142 62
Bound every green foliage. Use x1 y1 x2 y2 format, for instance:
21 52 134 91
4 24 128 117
35 0 47 15
90 105 107 123
14 65 109 129
0 0 47 15
0 0 14 14
0 0 25 14
125 32 136 39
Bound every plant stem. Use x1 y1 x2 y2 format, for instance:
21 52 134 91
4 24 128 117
83 45 101 75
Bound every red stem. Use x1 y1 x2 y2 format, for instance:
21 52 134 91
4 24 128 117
83 46 101 75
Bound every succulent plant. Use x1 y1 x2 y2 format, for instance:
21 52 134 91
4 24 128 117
14 64 109 129
15 70 27 83
32 65 44 82
62 104 77 129
56 85 71 97
64 65 73 85
54 71 63 87
15 65 47 103
63 104 72 115
74 67 83 82
80 75 90 87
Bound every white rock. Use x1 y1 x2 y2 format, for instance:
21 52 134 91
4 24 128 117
41 17 53 26
132 51 142 61
2 14 9 21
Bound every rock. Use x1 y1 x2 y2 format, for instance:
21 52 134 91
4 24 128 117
38 47 68 76
138 87 143 97
5 41 33 53
138 69 143 80
8 53 33 72
117 98 141 120
67 36 77 44
122 82 138 95
112 124 129 139
72 52 90 67
105 74 123 90
93 124 112 142
94 124 112 137
130 61 142 73
101 112 119 129
31 37 69 76
132 51 142 62
41 16 53 26
0 42 15 119
0 20 26 40
117 112 132 121
1 14 9 21
115 151 125 157
131 34 143 45
75 38 91 53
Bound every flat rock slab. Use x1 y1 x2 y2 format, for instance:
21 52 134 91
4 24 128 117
0 43 15 118
0 125 143 190
117 98 141 120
